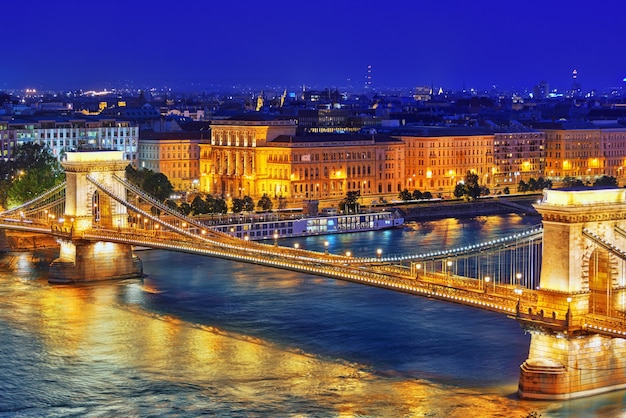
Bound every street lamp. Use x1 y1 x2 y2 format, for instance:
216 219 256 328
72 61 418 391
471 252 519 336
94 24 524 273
516 272 522 287
273 231 279 246
415 263 422 280
346 250 351 257
324 240 329 254
376 248 383 258
294 243 299 249
446 260 453 277
484 276 491 293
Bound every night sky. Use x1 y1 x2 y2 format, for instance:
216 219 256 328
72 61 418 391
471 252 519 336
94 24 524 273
3 0 626 93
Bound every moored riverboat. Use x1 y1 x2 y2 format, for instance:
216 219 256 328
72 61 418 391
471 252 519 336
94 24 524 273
211 211 404 241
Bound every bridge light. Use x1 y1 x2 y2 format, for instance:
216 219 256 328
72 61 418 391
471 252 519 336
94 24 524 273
376 248 382 258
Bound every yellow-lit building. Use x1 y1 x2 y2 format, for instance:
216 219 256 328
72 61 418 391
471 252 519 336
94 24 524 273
138 131 209 191
493 130 545 187
269 133 404 200
393 126 496 196
537 122 626 185
392 126 546 195
198 116 404 204
199 117 298 198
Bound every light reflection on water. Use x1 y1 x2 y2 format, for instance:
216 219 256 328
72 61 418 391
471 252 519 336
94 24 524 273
0 214 623 417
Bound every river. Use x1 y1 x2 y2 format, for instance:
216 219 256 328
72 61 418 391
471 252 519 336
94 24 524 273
1 214 625 417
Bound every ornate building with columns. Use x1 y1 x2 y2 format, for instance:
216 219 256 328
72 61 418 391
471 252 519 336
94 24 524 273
198 116 404 204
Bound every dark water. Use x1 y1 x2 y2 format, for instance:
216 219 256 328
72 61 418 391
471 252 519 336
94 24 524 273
1 214 625 417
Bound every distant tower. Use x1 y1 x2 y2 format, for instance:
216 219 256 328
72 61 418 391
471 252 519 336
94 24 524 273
364 65 373 91
570 69 582 97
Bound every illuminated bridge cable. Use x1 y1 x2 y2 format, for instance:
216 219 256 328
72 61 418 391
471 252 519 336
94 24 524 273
582 228 626 261
111 174 221 237
86 175 319 259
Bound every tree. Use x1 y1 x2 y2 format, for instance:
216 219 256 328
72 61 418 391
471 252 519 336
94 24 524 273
593 175 618 187
453 183 465 199
231 197 244 214
398 189 412 201
422 191 433 200
214 196 228 214
517 180 527 193
142 172 173 202
243 196 255 212
205 195 216 214
190 195 207 215
179 202 192 216
562 176 584 188
412 190 423 200
257 194 273 212
339 191 360 213
453 171 481 201
3 144 64 209
464 171 481 200
126 165 174 202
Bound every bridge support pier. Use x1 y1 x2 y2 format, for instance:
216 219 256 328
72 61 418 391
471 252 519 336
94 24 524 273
49 240 142 283
519 188 626 400
519 332 626 400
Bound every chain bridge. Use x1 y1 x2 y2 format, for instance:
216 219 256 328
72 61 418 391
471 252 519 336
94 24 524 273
3 151 626 401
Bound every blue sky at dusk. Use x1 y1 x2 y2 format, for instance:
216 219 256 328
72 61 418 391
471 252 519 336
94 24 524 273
3 0 626 92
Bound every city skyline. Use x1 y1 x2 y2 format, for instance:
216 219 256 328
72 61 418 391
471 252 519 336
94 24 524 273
3 1 626 93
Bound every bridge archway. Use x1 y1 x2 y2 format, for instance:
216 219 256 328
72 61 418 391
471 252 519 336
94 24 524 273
91 190 114 229
588 248 612 316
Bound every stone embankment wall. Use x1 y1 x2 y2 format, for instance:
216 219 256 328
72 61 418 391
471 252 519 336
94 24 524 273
399 195 540 222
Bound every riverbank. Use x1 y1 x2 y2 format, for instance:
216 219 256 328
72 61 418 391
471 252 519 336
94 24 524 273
396 194 542 222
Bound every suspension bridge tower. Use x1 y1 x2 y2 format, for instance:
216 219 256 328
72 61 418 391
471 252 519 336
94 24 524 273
518 187 626 399
49 151 142 282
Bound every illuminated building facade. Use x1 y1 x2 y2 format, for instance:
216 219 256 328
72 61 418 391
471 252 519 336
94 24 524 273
269 133 404 201
0 116 139 164
198 117 299 198
392 126 497 196
538 122 626 185
138 131 209 191
198 116 404 202
493 130 545 186
392 126 545 195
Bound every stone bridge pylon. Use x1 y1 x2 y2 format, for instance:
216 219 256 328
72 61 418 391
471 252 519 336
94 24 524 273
518 187 626 400
50 151 142 283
